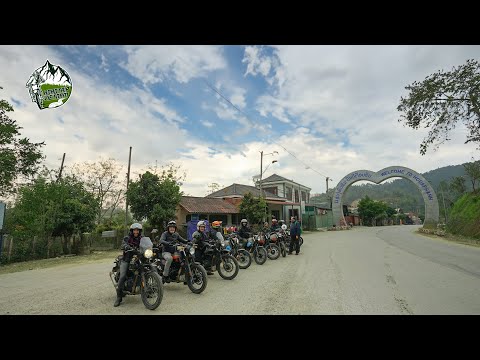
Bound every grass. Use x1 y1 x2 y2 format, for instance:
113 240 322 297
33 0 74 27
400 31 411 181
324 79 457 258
417 230 480 248
0 250 120 275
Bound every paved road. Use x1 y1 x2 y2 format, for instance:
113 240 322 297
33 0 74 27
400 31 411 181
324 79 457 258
1 225 479 314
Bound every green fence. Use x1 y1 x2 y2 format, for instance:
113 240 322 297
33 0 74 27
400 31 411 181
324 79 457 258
302 210 334 230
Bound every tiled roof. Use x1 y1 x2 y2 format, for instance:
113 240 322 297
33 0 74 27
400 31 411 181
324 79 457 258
261 173 311 190
206 183 282 199
261 174 290 183
179 196 239 214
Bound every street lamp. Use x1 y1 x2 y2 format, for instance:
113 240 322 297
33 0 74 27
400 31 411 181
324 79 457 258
260 150 278 222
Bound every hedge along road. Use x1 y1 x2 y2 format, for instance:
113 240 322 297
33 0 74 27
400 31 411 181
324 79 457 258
1 225 480 315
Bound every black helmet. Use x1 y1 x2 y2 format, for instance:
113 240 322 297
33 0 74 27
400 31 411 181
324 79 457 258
167 220 177 230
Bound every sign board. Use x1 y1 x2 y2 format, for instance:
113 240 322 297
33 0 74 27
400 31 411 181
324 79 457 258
101 230 116 238
0 202 5 231
300 200 306 215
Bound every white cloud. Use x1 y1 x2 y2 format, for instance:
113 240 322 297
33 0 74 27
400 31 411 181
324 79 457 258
2 45 479 201
121 45 227 84
243 46 274 78
100 53 109 72
201 120 214 128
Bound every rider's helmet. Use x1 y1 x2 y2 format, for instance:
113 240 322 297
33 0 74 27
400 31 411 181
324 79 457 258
272 218 278 224
129 222 143 237
240 219 248 227
211 220 222 229
197 220 206 231
167 220 177 232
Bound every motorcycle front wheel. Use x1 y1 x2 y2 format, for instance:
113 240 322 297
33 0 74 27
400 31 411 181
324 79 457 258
141 272 164 310
217 254 239 280
266 244 281 260
253 247 267 265
187 263 208 294
236 249 252 269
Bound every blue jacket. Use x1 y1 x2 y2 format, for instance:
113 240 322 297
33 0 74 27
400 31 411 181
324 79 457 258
290 221 301 236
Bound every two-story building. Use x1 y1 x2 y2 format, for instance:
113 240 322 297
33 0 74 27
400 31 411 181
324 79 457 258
175 174 317 229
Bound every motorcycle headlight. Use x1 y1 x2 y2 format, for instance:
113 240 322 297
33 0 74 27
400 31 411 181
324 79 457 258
189 246 195 255
144 249 153 259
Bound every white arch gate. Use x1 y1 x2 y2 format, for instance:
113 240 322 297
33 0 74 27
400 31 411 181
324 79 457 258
332 166 439 228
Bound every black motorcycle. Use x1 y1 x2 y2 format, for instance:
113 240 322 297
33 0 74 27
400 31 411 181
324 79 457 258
274 231 288 257
225 233 252 269
110 237 164 310
238 233 268 265
201 236 240 280
154 242 208 294
284 229 304 248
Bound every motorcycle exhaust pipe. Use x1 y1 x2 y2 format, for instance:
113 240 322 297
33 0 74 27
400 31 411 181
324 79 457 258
109 271 118 290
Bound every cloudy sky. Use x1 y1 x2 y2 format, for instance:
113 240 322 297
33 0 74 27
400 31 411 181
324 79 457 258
1 45 479 197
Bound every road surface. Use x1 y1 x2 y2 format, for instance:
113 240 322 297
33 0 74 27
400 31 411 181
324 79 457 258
1 225 479 314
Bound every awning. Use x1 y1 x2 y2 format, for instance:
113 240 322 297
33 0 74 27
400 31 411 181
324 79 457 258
266 200 299 205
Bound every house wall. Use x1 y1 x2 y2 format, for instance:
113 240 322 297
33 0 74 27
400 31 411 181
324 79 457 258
266 203 283 222
176 206 189 225
262 181 311 202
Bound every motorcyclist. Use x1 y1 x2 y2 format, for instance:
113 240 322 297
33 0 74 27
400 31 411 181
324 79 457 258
208 220 225 243
270 218 280 232
159 220 188 283
237 218 251 240
191 220 213 275
114 222 144 307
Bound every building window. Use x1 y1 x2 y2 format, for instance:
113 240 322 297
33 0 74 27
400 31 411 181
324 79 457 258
209 214 228 225
295 189 299 203
263 186 278 196
189 214 199 221
301 191 306 202
271 210 280 221
286 187 292 201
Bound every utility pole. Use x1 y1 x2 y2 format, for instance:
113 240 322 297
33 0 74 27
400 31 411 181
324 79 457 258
440 184 448 223
125 146 132 236
259 150 278 223
259 151 263 198
57 153 66 182
326 177 330 193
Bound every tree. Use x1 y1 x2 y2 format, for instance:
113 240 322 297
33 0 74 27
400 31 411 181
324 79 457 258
463 158 480 193
70 157 125 224
127 170 183 231
7 169 98 258
206 182 222 196
449 176 467 196
397 59 480 155
357 196 392 226
238 192 267 225
0 87 45 196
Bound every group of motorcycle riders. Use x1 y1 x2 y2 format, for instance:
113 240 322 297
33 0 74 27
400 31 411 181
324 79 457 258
114 216 303 307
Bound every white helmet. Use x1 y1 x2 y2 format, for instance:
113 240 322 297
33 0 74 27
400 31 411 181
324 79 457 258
130 223 142 230
240 219 248 226
197 220 206 230
281 224 287 230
